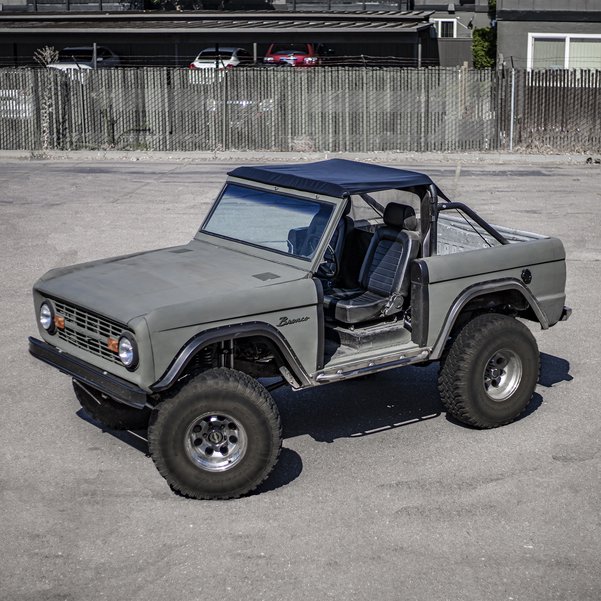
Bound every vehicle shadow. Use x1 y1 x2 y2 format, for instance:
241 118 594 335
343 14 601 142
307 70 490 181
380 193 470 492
273 363 443 444
274 352 572 440
538 352 573 387
252 448 303 497
74 351 570 496
76 408 150 454
75 409 303 495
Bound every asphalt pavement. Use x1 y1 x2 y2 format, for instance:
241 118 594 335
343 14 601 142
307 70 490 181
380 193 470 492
1 153 599 601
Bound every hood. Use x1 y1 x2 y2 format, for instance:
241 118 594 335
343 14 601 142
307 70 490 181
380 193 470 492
35 239 313 327
48 63 92 71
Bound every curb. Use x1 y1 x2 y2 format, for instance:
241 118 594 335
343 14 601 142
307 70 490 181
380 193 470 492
0 149 593 165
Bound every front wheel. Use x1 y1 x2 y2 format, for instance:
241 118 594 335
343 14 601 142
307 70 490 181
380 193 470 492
148 368 282 500
438 313 540 428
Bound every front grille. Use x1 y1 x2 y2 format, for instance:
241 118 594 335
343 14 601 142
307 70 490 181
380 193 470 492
54 300 124 365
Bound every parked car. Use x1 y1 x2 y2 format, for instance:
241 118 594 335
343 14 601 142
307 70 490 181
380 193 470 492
189 47 251 70
29 159 571 500
263 43 331 67
48 46 120 71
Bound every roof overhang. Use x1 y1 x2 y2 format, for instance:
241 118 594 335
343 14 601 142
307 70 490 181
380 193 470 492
0 10 434 37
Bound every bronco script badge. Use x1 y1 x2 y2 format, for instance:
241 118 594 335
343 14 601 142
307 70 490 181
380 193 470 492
277 316 310 327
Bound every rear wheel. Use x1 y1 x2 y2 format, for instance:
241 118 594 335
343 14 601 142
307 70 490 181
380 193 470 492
74 380 151 430
438 313 539 428
148 368 282 500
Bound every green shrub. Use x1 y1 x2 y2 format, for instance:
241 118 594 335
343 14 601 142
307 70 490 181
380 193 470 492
473 26 496 69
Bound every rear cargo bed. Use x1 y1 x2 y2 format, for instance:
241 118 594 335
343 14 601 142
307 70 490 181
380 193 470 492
437 214 546 256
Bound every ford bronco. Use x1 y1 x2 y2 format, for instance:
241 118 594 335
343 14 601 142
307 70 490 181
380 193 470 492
29 159 571 499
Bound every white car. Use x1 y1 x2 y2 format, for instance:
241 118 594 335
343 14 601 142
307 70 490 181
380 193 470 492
48 46 120 72
189 47 251 71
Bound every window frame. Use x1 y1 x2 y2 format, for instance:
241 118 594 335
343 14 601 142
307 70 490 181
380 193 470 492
432 18 458 39
527 32 601 71
199 181 337 263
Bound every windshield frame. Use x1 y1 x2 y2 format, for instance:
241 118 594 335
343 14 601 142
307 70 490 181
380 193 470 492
196 178 347 272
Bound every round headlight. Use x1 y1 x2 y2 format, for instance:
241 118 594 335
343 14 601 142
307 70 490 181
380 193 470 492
118 333 138 369
39 302 55 332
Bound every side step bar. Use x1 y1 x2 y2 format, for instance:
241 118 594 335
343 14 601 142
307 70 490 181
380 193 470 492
315 348 430 383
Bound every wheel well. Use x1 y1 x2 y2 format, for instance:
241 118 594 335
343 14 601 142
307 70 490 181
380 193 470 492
450 290 537 337
234 336 286 378
179 335 288 382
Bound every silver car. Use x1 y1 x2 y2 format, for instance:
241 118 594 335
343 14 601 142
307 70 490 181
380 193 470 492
48 46 120 72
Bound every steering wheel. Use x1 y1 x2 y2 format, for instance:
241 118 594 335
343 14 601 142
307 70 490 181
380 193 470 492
304 235 321 257
316 244 339 280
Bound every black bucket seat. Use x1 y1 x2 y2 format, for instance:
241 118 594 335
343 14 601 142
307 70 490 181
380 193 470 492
323 203 420 325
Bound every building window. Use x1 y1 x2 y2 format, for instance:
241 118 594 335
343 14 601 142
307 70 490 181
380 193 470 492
532 39 565 69
433 19 457 38
529 34 601 70
569 38 601 70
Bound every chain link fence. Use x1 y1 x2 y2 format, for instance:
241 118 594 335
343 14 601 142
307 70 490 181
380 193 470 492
0 66 600 153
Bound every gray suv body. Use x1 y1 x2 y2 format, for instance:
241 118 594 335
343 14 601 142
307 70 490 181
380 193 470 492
29 159 571 499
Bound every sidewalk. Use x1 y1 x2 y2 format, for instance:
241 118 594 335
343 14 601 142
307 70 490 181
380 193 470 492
0 148 595 165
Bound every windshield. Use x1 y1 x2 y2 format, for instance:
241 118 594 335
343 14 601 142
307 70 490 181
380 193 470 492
270 44 310 55
199 51 234 59
202 183 335 259
58 49 93 62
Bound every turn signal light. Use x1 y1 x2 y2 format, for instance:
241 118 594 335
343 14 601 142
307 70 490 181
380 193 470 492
107 337 119 353
54 315 65 330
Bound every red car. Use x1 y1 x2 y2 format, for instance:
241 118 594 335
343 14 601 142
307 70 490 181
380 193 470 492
263 43 329 67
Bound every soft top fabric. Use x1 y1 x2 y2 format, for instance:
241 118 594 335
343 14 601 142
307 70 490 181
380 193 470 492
228 159 438 198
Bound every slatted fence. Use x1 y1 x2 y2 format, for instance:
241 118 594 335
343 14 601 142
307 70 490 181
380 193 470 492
0 66 600 153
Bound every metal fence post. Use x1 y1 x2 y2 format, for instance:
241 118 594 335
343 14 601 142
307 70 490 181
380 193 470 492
420 69 426 152
222 70 228 151
509 68 515 152
362 67 368 151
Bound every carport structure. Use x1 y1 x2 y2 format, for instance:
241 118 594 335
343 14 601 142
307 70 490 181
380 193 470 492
0 10 436 67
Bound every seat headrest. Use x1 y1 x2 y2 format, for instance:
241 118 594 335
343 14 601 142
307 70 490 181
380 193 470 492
383 203 417 231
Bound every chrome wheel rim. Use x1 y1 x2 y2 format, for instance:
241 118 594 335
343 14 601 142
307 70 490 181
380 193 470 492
483 348 523 402
184 412 247 472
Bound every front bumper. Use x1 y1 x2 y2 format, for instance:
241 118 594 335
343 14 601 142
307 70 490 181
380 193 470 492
28 337 148 409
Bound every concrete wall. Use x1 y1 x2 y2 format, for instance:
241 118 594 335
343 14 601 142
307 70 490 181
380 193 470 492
437 37 472 66
498 0 600 12
497 0 601 68
497 20 601 69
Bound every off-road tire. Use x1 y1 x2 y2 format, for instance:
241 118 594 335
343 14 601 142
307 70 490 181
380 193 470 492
74 380 151 430
148 368 282 500
438 313 539 429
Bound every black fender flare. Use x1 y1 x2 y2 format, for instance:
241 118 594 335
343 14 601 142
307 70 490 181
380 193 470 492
151 321 312 392
429 278 549 360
